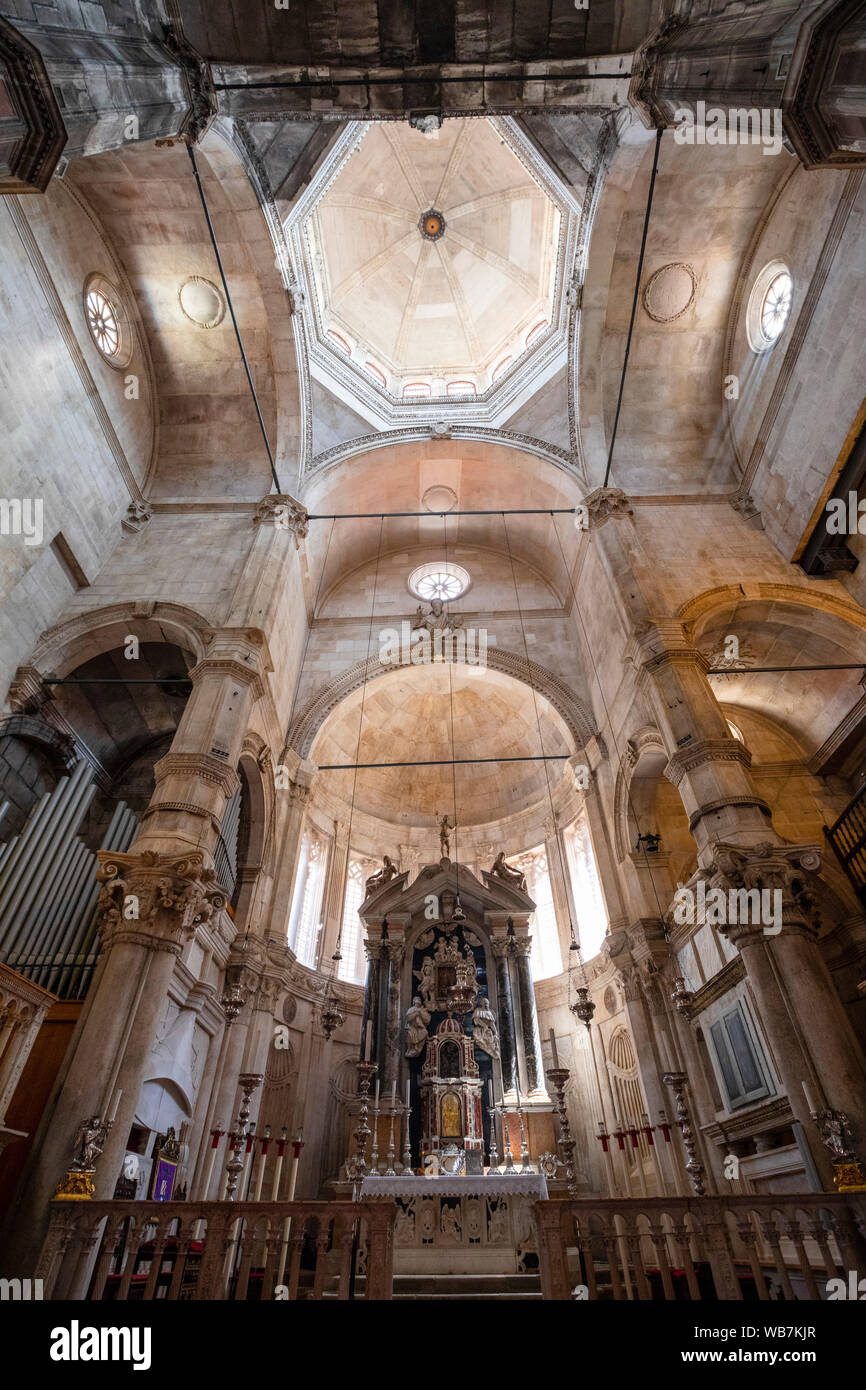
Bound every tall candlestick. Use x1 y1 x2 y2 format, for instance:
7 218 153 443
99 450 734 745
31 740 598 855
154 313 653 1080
548 1028 560 1070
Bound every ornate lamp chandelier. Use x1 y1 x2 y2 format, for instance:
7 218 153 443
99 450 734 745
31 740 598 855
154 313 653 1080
319 942 345 1040
568 927 596 1029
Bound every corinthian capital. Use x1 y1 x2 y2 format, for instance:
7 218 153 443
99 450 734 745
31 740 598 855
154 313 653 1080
581 487 634 527
255 494 309 546
702 842 823 943
94 850 227 954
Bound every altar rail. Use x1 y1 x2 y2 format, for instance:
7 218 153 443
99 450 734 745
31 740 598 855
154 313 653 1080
535 1194 866 1301
36 1200 396 1301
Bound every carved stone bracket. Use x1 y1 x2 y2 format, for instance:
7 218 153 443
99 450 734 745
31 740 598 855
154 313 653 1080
582 487 634 528
161 21 217 145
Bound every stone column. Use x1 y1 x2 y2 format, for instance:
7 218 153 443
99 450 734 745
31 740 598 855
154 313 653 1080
382 940 404 1094
491 937 517 1096
543 821 573 970
713 842 866 1188
3 629 270 1271
512 939 543 1096
361 939 381 1063
629 622 775 861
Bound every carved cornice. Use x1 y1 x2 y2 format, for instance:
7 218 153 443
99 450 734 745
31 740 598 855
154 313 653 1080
687 956 746 1016
782 0 866 170
687 795 772 833
664 738 753 788
0 16 67 193
702 1095 795 1147
153 752 241 798
627 14 689 130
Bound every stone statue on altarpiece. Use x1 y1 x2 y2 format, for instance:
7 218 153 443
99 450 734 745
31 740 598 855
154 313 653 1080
405 996 431 1057
414 956 437 1010
439 815 454 859
490 851 527 893
472 996 500 1058
365 855 398 895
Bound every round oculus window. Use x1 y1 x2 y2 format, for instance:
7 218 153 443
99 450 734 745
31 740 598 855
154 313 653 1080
408 562 470 602
83 275 132 368
747 261 793 352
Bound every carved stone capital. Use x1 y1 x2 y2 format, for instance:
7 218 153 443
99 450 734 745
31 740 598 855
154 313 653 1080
702 841 823 944
161 20 217 144
582 486 634 528
490 936 510 959
122 501 152 535
254 494 309 546
511 938 533 958
95 850 227 954
7 665 52 716
664 738 753 788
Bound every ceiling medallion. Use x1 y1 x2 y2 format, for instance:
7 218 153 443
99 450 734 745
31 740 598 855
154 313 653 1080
418 207 446 242
641 262 697 324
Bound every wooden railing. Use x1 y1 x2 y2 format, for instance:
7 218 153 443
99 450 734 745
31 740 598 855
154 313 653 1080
825 781 866 905
36 1200 395 1301
534 1194 866 1301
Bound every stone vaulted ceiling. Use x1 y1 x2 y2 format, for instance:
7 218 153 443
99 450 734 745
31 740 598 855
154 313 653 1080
308 118 560 386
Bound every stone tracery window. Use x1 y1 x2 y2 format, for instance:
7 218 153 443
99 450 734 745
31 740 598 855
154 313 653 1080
564 811 608 961
288 831 326 968
514 845 561 981
338 858 367 984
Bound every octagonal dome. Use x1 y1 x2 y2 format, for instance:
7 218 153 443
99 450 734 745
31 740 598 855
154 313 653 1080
286 117 577 426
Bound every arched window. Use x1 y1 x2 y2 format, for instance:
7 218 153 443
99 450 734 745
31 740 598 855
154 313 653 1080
491 355 512 382
288 831 326 967
525 319 548 346
402 381 431 399
364 359 387 387
564 811 608 960
327 328 352 355
446 380 476 397
515 846 561 981
338 859 367 984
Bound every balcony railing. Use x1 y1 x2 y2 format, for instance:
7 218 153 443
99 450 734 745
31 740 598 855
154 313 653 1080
535 1194 866 1301
36 1200 395 1301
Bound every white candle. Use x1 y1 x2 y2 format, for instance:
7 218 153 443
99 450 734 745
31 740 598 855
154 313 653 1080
488 1079 494 1108
108 1088 122 1123
549 1028 560 1070
364 1020 372 1061
390 1080 396 1107
374 1080 380 1104
406 1078 411 1111
802 1080 817 1115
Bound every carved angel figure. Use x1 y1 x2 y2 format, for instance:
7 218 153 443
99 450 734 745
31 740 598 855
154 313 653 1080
405 996 431 1057
365 855 398 895
490 851 527 892
414 956 437 1009
472 996 500 1058
71 1115 108 1171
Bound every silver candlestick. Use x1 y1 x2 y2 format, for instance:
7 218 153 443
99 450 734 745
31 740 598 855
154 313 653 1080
488 1104 500 1171
516 1098 531 1172
502 1110 516 1171
546 1068 578 1197
383 1103 397 1177
400 1102 413 1176
345 1061 377 1182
